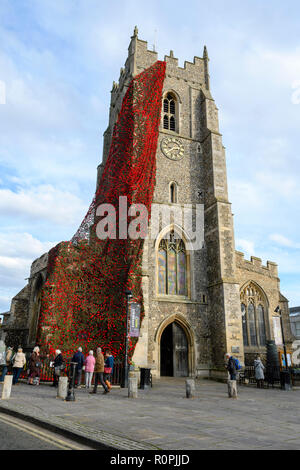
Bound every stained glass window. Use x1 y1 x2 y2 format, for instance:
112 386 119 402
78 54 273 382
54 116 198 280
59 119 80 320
167 248 177 295
157 231 187 296
241 303 248 346
248 303 257 346
257 305 266 346
240 283 268 348
177 251 186 296
158 249 167 294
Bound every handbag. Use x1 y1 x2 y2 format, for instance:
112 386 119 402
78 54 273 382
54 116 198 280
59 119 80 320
104 367 112 374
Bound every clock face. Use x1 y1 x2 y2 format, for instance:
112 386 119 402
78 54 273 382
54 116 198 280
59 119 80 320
161 137 184 161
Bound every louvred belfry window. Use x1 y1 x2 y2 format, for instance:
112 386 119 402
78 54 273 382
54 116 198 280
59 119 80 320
163 93 177 132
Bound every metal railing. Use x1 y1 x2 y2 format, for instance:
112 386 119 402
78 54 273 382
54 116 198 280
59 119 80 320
7 358 124 386
239 366 300 388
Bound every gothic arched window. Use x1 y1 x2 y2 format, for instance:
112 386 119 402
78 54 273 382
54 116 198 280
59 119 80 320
158 231 187 296
257 305 266 346
163 92 178 132
241 303 248 346
240 283 268 348
248 302 257 346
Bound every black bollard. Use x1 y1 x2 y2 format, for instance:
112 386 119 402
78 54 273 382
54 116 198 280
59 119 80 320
65 362 77 402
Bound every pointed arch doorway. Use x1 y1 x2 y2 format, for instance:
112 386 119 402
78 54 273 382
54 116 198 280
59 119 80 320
160 322 188 377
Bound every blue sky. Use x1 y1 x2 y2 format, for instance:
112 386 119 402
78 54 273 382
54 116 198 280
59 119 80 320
0 0 300 310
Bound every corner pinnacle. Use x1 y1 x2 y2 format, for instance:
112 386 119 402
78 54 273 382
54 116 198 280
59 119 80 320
133 25 138 38
203 45 209 60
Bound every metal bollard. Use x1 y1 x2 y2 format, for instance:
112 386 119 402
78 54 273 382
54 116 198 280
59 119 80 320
2 375 13 400
185 378 195 398
65 362 77 402
57 376 68 400
128 377 138 398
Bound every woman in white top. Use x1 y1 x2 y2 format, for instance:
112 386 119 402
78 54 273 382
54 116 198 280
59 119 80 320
12 347 26 385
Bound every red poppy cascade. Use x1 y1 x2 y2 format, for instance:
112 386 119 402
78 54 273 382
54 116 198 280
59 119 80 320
37 61 166 360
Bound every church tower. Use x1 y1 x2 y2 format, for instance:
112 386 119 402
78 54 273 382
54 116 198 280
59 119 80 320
98 27 244 378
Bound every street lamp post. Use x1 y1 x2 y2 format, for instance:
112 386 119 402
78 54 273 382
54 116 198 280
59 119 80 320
275 305 291 390
275 306 288 370
121 289 132 388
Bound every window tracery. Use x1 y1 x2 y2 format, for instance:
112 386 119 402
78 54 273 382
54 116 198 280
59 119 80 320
163 92 177 132
158 231 187 296
240 283 267 347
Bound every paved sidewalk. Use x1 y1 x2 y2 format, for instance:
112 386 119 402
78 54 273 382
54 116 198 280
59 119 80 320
1 378 300 450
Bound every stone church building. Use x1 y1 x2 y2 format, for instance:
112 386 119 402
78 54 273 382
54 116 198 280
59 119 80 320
1 28 293 378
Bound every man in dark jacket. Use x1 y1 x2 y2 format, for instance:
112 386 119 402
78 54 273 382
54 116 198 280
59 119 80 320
52 349 64 388
226 355 237 380
225 353 238 398
72 347 85 388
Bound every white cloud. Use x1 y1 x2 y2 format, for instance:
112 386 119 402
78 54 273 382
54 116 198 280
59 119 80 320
0 232 57 258
0 232 59 311
269 234 300 249
0 185 87 225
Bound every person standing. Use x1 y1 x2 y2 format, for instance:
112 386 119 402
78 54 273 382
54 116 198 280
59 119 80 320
12 347 26 385
71 347 85 388
28 346 42 385
0 346 13 383
90 347 108 394
254 355 265 389
104 350 114 391
84 350 96 389
225 353 238 398
52 349 65 388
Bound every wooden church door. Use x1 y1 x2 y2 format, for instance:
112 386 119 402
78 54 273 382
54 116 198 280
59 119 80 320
172 322 188 377
160 322 188 377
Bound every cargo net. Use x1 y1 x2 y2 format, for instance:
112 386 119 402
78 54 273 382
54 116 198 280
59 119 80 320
37 61 166 358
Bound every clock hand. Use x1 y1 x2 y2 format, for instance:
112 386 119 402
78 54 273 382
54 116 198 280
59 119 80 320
165 145 179 154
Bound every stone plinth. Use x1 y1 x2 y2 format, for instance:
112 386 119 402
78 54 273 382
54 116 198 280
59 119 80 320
227 379 237 398
128 377 138 398
57 376 68 399
2 375 13 399
186 379 195 398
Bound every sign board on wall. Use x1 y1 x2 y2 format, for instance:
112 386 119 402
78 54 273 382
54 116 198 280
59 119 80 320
129 302 141 337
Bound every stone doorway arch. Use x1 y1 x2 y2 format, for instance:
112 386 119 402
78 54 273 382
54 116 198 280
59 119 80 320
156 314 195 377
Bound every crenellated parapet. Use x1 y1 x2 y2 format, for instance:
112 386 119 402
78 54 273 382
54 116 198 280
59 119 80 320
110 27 210 110
235 251 278 278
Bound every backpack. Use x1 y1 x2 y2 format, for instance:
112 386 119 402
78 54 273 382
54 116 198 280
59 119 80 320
10 353 16 366
234 358 242 370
